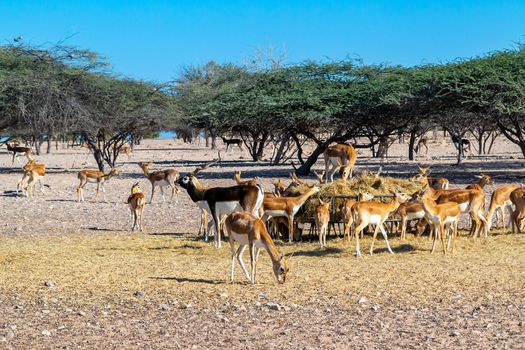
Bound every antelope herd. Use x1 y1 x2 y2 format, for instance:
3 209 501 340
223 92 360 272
3 140 525 284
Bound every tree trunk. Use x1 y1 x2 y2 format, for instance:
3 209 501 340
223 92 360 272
93 148 105 171
210 129 217 150
295 144 328 176
273 136 289 165
408 128 417 161
46 137 52 154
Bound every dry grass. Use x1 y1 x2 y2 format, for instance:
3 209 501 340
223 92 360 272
1 230 523 309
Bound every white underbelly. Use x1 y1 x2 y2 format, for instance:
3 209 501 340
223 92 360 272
369 214 383 224
215 201 242 215
230 231 265 248
86 178 98 183
265 210 287 217
444 216 457 225
458 202 469 212
407 211 425 220
197 201 211 214
328 157 346 166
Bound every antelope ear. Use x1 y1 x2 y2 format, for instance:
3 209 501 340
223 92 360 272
285 252 294 260
474 175 482 179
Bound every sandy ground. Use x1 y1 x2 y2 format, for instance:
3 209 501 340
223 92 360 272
0 137 524 349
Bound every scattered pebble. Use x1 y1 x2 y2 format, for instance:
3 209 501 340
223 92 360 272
265 302 282 311
257 293 268 299
41 330 51 336
159 304 170 311
134 290 145 297
357 297 368 304
44 280 56 288
371 305 380 312
77 311 86 316
3 330 14 339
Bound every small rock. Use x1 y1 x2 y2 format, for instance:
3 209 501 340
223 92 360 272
180 304 193 309
10 326 16 331
257 293 268 299
42 310 50 314
255 301 262 307
357 297 368 304
451 294 461 300
50 298 58 303
134 291 145 297
3 330 14 339
77 311 86 316
449 331 459 337
371 305 380 312
44 280 56 288
159 304 170 311
41 330 51 336
265 302 282 311
218 293 228 298
518 321 524 327
57 325 66 330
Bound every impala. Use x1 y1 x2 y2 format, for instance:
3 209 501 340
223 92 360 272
127 182 146 231
5 142 33 165
178 172 264 248
340 192 374 241
76 167 120 202
417 166 449 190
465 174 492 191
233 171 257 186
138 162 180 204
352 191 409 256
17 160 45 198
315 199 330 247
224 211 290 284
509 187 525 233
395 201 427 240
221 136 243 154
261 185 320 243
414 135 430 155
119 144 133 160
324 143 357 182
486 184 520 230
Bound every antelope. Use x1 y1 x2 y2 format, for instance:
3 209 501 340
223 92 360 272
417 166 449 189
315 199 330 247
233 171 257 186
352 191 409 256
417 188 461 254
5 142 33 165
76 167 121 202
340 192 374 240
224 212 290 284
466 174 492 191
119 144 132 160
274 179 285 196
178 173 264 249
221 136 243 154
509 187 525 233
313 171 325 184
324 143 357 182
127 182 146 231
395 201 427 240
414 135 430 155
17 160 45 198
261 185 320 243
138 162 180 204
486 184 520 230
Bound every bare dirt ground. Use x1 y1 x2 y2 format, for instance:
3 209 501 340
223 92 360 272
0 137 524 349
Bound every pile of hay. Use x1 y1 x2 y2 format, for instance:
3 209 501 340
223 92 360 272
296 171 424 223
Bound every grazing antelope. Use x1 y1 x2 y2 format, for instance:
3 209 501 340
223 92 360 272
324 144 357 182
486 184 520 230
417 188 461 254
417 166 449 190
233 171 257 186
340 192 374 240
315 199 330 247
17 160 45 198
466 174 492 191
76 167 120 202
5 142 33 165
178 173 264 248
509 187 525 233
261 185 320 243
138 162 180 204
352 191 408 256
395 201 427 240
224 212 290 284
127 182 146 231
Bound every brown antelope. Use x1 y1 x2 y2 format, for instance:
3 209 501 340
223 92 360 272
419 175 488 238
395 201 427 240
17 160 45 198
76 167 120 202
261 185 320 243
417 166 449 189
466 174 492 191
509 187 525 233
178 172 264 248
340 192 374 240
486 184 520 230
138 162 180 204
414 135 430 155
352 191 409 256
315 199 330 247
233 171 257 186
313 171 325 184
224 211 290 284
417 188 461 254
323 144 357 182
127 182 146 231
119 144 132 160
5 142 33 165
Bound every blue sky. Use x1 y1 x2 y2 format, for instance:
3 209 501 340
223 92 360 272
1 1 524 82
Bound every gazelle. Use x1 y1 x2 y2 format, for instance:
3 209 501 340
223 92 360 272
510 187 525 233
486 184 520 230
340 192 374 240
261 185 320 243
417 166 449 189
414 135 430 155
224 212 290 284
313 171 325 184
17 160 46 198
395 201 427 240
119 144 132 160
127 182 146 231
178 172 264 249
323 143 357 182
233 171 257 186
417 188 461 254
5 142 33 165
352 191 409 256
76 167 120 202
466 174 492 191
315 199 330 247
138 162 180 204
221 136 243 154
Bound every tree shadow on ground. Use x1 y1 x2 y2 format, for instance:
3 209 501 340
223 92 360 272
149 276 222 285
291 247 345 257
372 243 416 255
